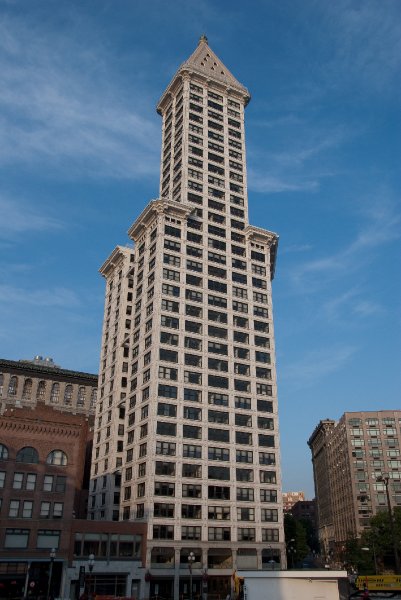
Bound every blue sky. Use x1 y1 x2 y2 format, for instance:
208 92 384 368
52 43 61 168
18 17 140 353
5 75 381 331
1 0 400 497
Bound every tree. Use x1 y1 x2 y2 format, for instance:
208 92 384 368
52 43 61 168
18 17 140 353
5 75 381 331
284 513 309 567
361 507 401 573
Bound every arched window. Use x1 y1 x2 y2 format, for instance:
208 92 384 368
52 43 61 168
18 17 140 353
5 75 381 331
8 376 18 396
46 450 67 466
0 444 9 460
77 386 86 407
50 383 60 404
36 380 46 401
90 388 97 408
22 379 32 400
64 384 73 405
16 446 39 463
0 373 4 396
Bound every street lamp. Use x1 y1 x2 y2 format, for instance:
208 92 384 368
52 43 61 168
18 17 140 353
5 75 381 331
46 548 56 600
88 554 95 600
188 551 195 600
377 473 400 574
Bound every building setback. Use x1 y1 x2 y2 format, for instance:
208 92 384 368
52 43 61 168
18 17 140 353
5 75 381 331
308 410 401 555
90 37 284 599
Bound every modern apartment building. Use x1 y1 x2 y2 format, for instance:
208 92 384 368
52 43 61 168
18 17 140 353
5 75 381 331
90 37 284 599
308 411 401 553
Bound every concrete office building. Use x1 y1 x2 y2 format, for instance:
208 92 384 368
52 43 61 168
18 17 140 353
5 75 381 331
308 411 401 553
90 37 284 599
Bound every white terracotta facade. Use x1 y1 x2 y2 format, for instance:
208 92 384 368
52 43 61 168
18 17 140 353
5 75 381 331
90 38 285 598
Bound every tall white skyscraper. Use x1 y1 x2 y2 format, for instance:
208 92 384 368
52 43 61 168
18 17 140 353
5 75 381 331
90 37 284 598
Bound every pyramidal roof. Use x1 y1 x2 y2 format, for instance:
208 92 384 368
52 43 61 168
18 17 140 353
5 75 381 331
157 36 250 111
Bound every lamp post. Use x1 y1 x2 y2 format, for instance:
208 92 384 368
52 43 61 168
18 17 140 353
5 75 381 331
377 473 400 574
46 548 56 600
188 552 195 600
88 554 95 600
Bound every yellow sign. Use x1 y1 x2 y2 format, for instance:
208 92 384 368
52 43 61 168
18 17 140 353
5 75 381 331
356 575 401 591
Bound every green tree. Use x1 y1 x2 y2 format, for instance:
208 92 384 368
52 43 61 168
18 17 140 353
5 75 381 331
284 513 309 567
361 506 401 573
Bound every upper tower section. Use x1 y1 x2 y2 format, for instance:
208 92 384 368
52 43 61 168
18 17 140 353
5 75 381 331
156 37 252 217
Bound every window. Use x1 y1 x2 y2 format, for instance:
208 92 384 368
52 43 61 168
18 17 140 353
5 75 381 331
262 529 279 542
162 283 180 297
153 525 174 539
46 450 67 466
208 375 228 389
208 392 228 406
185 320 202 334
238 528 255 542
208 485 230 500
158 384 177 399
260 470 277 484
208 358 228 372
9 500 20 517
154 481 175 496
236 450 253 463
236 468 254 482
208 447 229 461
183 484 202 498
183 444 202 458
261 508 278 522
260 489 277 503
182 504 202 519
155 461 176 476
183 425 202 439
208 428 229 443
4 528 29 548
156 441 176 456
236 431 252 445
257 400 273 413
16 447 39 464
182 463 202 478
157 422 177 436
158 366 178 381
154 503 175 518
50 383 60 404
208 409 229 424
40 501 51 517
237 507 255 521
182 526 201 540
161 315 179 329
208 466 230 480
237 488 254 501
0 444 9 460
184 371 202 385
235 396 251 410
184 406 202 420
257 383 272 396
163 268 180 282
184 388 202 402
63 384 72 405
37 529 60 549
208 527 231 541
43 475 54 492
161 299 179 313
22 501 33 518
157 402 177 418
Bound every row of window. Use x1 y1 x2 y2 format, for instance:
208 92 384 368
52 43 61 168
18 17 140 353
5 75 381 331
151 525 276 542
0 376 96 407
3 528 61 549
129 465 276 484
0 471 67 492
3 499 64 519
0 445 67 465
148 504 278 521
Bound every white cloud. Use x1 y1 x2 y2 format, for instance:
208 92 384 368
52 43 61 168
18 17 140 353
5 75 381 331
248 170 319 193
0 14 160 179
0 195 61 238
282 345 357 389
292 194 401 287
0 284 80 308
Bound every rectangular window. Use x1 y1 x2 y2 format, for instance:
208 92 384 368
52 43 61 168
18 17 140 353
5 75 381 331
208 527 231 541
236 468 254 482
208 409 229 424
208 428 230 443
154 503 174 518
181 526 201 540
156 441 176 456
260 470 277 484
183 444 202 458
37 529 60 549
208 392 228 406
182 484 202 498
238 528 255 542
154 482 175 496
184 388 202 402
153 525 174 539
260 489 278 503
155 461 176 476
237 488 254 501
157 421 177 436
13 473 23 490
157 402 177 417
4 528 29 548
9 500 20 517
261 508 278 522
183 425 202 439
208 447 230 461
208 466 230 480
182 463 202 478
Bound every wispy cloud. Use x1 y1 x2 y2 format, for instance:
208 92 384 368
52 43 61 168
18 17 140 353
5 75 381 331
282 344 357 389
0 284 80 308
291 194 401 287
248 170 318 193
0 195 61 239
323 287 384 322
0 14 160 179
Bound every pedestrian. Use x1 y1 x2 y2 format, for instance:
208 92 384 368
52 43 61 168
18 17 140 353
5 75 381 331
361 584 369 599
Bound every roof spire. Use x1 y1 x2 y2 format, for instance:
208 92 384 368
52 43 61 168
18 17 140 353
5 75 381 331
199 34 208 45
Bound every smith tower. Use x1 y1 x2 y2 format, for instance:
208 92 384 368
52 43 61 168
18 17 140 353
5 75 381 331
90 37 284 598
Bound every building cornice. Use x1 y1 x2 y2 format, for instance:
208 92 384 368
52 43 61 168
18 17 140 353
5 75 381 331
127 199 193 241
0 358 97 383
246 225 279 280
99 245 132 278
